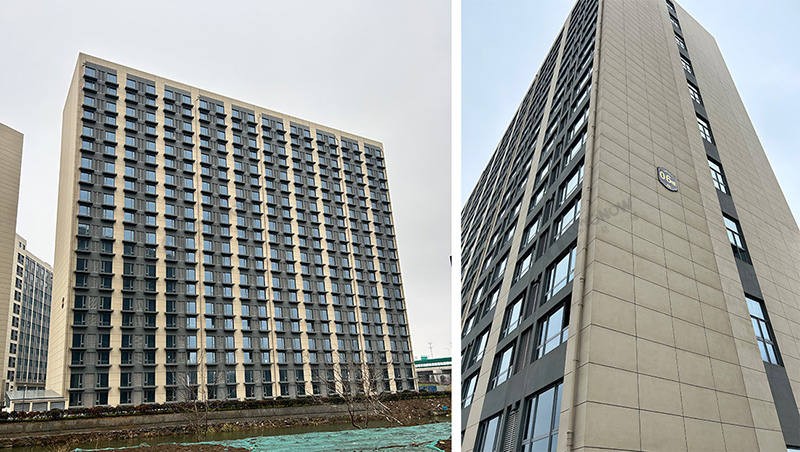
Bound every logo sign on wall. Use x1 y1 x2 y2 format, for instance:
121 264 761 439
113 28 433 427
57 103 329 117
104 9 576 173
657 167 678 192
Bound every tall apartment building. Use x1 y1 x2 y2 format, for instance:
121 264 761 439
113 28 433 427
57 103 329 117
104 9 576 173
461 0 800 450
48 54 416 408
0 123 24 405
3 235 53 394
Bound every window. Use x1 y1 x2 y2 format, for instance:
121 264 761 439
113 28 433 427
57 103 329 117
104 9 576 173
688 81 702 104
520 383 563 452
469 328 490 367
475 412 503 452
697 115 713 143
542 138 555 157
708 159 728 193
675 33 686 50
531 186 545 209
484 288 500 315
521 219 539 248
514 251 533 282
535 304 569 359
568 107 589 140
670 14 681 30
534 159 550 187
746 295 781 365
544 246 577 301
494 254 508 281
723 215 750 263
553 197 581 241
489 345 514 389
462 373 478 408
572 84 590 113
681 56 693 74
558 165 583 205
501 296 523 338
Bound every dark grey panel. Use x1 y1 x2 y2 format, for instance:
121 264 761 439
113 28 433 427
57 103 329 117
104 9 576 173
716 190 737 219
734 259 762 299
702 140 719 161
764 362 800 446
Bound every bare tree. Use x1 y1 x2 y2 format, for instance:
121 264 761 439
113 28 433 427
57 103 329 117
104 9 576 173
318 350 401 429
176 357 226 441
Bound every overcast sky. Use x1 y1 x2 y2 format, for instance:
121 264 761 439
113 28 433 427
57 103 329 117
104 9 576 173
462 0 800 225
0 0 451 358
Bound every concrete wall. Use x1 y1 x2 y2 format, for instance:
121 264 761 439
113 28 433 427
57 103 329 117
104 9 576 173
0 123 23 406
558 0 794 450
0 403 355 441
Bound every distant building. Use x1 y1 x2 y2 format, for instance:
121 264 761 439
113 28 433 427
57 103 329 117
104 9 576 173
4 389 65 413
414 357 451 392
0 123 24 406
3 236 53 395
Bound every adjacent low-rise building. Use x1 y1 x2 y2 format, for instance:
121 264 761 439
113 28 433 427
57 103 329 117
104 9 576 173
4 236 53 395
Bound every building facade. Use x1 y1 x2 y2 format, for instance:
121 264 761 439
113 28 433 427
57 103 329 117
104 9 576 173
461 0 800 451
3 235 53 394
0 123 24 406
415 356 452 392
48 54 416 408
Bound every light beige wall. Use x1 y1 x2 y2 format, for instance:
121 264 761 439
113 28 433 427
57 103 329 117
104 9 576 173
558 0 789 450
0 123 23 403
677 0 800 447
46 59 82 397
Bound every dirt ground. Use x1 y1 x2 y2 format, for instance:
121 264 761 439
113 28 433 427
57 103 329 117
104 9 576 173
380 396 451 424
111 438 451 452
435 439 452 451
116 446 249 452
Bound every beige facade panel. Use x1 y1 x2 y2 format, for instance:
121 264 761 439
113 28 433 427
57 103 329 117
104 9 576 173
0 123 23 405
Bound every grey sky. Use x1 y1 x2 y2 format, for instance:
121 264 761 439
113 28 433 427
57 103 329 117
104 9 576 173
0 0 451 358
462 0 800 227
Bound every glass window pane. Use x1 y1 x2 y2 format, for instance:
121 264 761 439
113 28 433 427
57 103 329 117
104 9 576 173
746 297 763 318
766 343 777 364
723 217 737 232
481 415 502 452
757 341 769 362
545 337 559 355
553 258 569 289
553 383 562 430
532 438 549 452
759 319 770 337
533 387 555 438
546 307 563 340
751 318 763 338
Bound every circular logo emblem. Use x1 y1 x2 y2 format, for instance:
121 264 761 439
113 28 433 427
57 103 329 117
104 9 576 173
657 167 678 192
